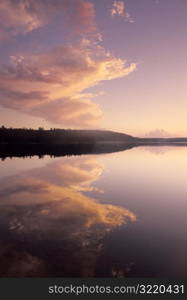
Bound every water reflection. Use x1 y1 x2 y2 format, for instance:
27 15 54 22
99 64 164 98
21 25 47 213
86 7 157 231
1 146 187 277
0 156 136 277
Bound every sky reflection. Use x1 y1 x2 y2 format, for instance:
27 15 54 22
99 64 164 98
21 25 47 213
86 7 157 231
0 155 136 277
0 146 187 277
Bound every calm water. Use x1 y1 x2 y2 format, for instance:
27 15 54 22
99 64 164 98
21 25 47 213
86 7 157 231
0 146 187 277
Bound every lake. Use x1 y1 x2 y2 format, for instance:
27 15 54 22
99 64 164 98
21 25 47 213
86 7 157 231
0 145 187 277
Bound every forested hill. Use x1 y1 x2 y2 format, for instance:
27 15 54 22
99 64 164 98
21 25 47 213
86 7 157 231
0 127 136 144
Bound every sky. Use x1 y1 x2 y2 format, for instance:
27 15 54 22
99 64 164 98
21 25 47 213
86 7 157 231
0 0 187 137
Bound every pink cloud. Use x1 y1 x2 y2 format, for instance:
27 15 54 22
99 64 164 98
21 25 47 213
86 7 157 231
0 42 136 127
111 0 126 16
30 97 102 127
145 129 174 138
0 0 96 40
0 1 136 128
66 0 96 34
110 1 134 23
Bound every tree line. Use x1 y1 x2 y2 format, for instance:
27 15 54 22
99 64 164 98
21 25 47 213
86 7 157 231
0 126 135 144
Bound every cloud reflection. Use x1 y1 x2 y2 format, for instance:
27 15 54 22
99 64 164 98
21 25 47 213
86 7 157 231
0 156 136 277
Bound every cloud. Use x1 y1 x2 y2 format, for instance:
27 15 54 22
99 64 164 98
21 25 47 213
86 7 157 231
0 246 46 277
0 0 96 40
111 0 125 16
0 1 136 127
0 43 136 127
145 129 174 138
65 0 96 34
31 157 104 192
0 156 136 230
0 88 48 109
0 158 136 232
110 1 134 23
0 156 136 276
0 179 48 198
31 97 102 127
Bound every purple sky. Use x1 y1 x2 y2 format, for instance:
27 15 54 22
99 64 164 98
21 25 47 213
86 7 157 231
0 0 187 137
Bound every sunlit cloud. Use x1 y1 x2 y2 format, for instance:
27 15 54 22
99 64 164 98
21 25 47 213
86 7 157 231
0 0 136 128
110 1 134 23
111 0 125 16
0 43 136 127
